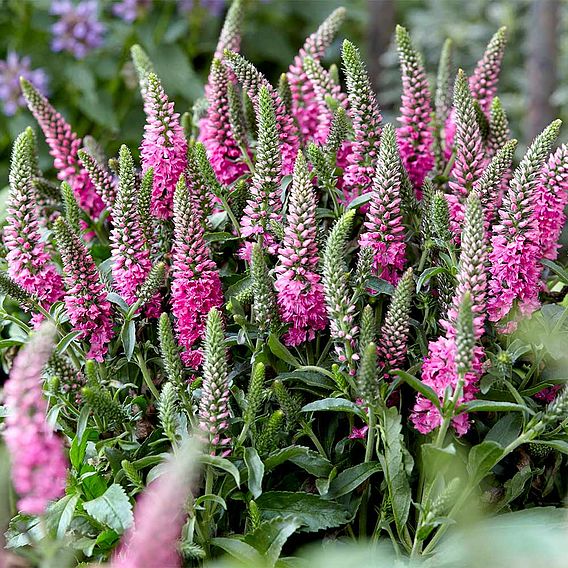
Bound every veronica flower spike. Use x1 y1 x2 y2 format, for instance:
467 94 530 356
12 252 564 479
4 129 64 323
359 124 406 284
110 146 161 318
275 151 327 346
395 25 435 190
239 85 283 259
341 39 383 202
446 70 485 234
488 120 562 326
20 77 104 219
140 73 187 220
171 175 223 368
54 217 115 361
287 7 346 141
3 322 68 516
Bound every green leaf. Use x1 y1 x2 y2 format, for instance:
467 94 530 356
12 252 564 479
46 494 79 540
56 330 83 354
346 193 372 210
541 259 568 284
199 455 240 488
268 334 301 368
244 447 265 499
467 441 504 484
324 462 382 500
195 494 227 510
301 398 365 417
380 407 412 541
256 492 351 532
244 517 302 567
212 537 264 565
83 484 133 534
416 266 448 293
264 446 332 478
121 319 136 362
458 400 532 414
392 370 441 409
485 414 523 448
494 466 533 513
365 277 395 296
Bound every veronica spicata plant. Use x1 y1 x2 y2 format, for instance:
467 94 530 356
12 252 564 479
0 4 567 567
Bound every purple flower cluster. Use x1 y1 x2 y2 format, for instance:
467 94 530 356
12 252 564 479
0 52 48 116
112 0 152 22
51 0 105 59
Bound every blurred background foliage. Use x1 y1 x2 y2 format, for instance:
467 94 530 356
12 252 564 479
0 0 566 200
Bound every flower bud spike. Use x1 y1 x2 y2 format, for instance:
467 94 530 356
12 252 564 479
197 308 232 454
378 268 414 371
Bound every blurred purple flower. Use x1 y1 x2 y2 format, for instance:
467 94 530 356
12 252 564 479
0 52 48 116
177 0 226 17
50 0 105 59
112 0 152 22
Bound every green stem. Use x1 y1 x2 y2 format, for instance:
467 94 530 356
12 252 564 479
359 407 376 537
299 419 328 458
136 351 160 400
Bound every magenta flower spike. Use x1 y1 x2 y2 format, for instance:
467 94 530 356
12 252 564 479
341 40 383 203
110 146 161 318
171 175 223 368
112 441 200 568
239 85 283 259
287 8 346 141
54 217 115 361
140 73 188 220
3 322 68 515
358 124 406 285
534 144 568 262
446 70 485 235
468 27 507 115
411 193 487 436
275 151 327 346
20 77 104 219
395 26 435 191
223 50 299 175
4 129 64 322
199 60 249 185
488 120 561 326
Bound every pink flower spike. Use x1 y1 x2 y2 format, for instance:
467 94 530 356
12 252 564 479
199 59 249 185
534 144 568 262
3 322 68 515
140 73 188 220
20 77 103 219
275 151 327 346
112 440 200 568
395 26 435 190
358 124 406 285
110 146 161 318
54 217 115 361
171 175 223 367
4 129 64 320
287 8 346 142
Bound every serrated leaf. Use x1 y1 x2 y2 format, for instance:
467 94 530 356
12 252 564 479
380 407 412 540
301 398 365 417
244 517 302 567
256 492 350 532
83 484 133 534
324 462 381 500
264 446 332 478
244 447 264 499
